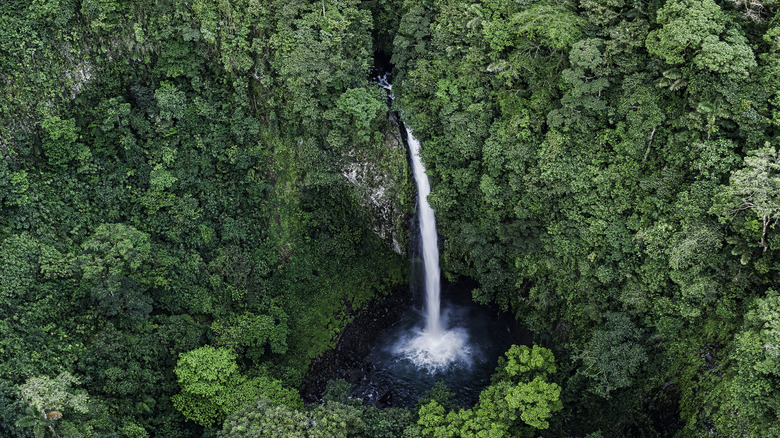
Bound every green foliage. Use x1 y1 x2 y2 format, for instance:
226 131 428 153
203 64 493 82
2 0 780 435
79 223 151 282
499 344 558 380
512 2 585 51
212 309 290 362
575 312 648 397
335 88 386 140
172 346 301 427
326 87 387 151
75 314 205 436
18 371 89 417
172 345 244 427
14 404 51 438
418 345 562 436
0 1 410 433
220 394 413 438
16 372 91 438
416 381 455 411
392 0 779 433
154 82 187 122
78 223 153 320
727 290 780 436
646 0 755 77
713 144 780 252
219 398 364 438
323 379 360 406
360 406 414 438
40 115 81 168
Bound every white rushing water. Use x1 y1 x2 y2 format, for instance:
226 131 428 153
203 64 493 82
406 129 442 335
376 72 395 99
376 72 392 91
397 128 470 371
372 71 470 371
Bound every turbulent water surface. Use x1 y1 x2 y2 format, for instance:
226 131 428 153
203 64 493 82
353 283 513 407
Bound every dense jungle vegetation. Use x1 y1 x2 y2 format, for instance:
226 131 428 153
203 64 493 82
1 0 779 436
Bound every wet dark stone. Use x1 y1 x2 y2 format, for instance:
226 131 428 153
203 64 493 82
302 278 532 408
302 284 411 404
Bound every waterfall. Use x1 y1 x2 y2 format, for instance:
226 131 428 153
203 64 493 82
374 71 470 372
397 128 470 372
406 129 442 336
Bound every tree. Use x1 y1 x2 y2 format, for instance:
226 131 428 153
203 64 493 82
324 87 386 152
17 372 89 437
418 345 562 436
211 308 290 364
646 0 756 77
79 223 151 282
547 38 611 132
726 290 780 436
78 223 153 319
171 345 301 427
154 81 187 122
219 397 364 438
40 115 81 168
575 312 648 397
15 405 53 438
511 1 585 51
713 144 780 252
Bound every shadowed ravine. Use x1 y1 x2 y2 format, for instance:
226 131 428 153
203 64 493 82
301 73 520 406
301 279 518 408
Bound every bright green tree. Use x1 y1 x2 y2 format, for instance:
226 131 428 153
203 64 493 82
171 345 301 427
418 345 562 436
646 0 755 77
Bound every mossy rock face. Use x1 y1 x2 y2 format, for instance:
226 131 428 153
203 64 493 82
341 108 412 256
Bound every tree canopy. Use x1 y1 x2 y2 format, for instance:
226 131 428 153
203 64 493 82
2 0 780 436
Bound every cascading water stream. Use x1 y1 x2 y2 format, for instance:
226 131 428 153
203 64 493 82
374 71 471 372
309 70 516 406
407 130 442 336
396 129 470 372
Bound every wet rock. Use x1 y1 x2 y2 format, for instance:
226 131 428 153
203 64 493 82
302 284 411 403
378 388 393 407
339 110 411 255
